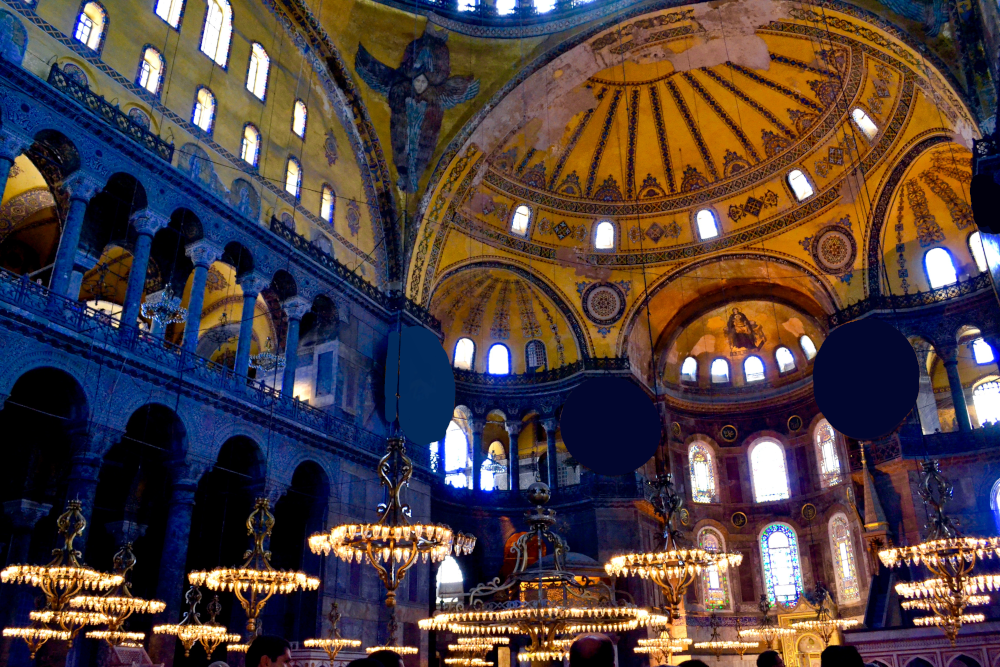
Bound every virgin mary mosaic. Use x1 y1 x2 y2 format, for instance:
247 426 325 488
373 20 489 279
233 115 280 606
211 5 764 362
726 308 766 353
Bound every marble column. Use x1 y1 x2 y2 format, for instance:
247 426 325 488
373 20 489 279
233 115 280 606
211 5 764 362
0 130 30 199
912 343 941 434
120 210 169 329
0 499 52 667
541 418 559 490
504 420 523 491
181 240 222 352
50 171 103 297
470 418 486 491
148 461 205 666
281 296 310 395
235 273 269 377
940 346 972 432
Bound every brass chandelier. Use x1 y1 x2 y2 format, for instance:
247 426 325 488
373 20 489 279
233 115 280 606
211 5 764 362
1 500 122 658
420 482 648 663
444 636 509 666
878 460 1000 644
692 612 758 660
311 435 476 644
304 602 363 660
737 595 795 649
634 627 692 664
188 497 320 637
605 474 742 624
153 585 241 658
789 584 858 648
72 542 166 647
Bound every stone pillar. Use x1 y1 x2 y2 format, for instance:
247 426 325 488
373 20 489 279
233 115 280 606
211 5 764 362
913 343 941 434
235 273 269 377
470 417 486 491
0 130 30 199
120 210 169 329
50 171 103 297
281 296 310 395
148 461 205 666
504 420 523 491
541 418 559 490
0 499 52 666
181 240 222 352
940 346 972 432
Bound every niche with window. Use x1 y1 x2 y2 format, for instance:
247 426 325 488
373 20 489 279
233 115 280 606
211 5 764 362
453 338 475 371
200 0 232 66
688 442 718 503
488 343 510 375
760 523 803 605
970 231 989 273
829 514 861 603
285 157 302 198
814 419 842 487
436 556 464 606
973 381 1000 426
74 2 107 51
292 100 308 138
430 420 470 489
525 340 547 372
800 335 817 360
680 356 698 383
246 43 270 100
192 87 216 133
480 441 508 491
594 221 615 250
851 108 878 140
775 346 796 373
925 247 957 288
696 209 719 240
510 205 531 237
698 527 732 609
320 185 335 222
710 358 730 384
154 0 183 26
973 337 995 365
744 356 765 383
241 125 260 167
750 440 790 502
787 169 814 201
137 47 164 95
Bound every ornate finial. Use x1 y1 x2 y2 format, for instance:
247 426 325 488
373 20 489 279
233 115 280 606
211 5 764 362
206 594 222 624
55 500 88 565
918 460 958 539
860 443 867 468
328 601 343 639
245 497 276 564
647 474 685 549
758 593 772 616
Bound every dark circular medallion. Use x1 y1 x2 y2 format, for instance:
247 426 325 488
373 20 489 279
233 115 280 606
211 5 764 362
720 424 738 443
810 224 857 275
679 508 690 526
581 281 627 325
801 503 818 522
731 511 748 528
787 415 803 432
670 421 682 437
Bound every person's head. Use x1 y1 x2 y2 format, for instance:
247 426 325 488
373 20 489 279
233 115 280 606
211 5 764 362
369 649 404 667
569 634 615 667
821 646 864 667
758 650 785 667
246 635 291 667
678 661 711 667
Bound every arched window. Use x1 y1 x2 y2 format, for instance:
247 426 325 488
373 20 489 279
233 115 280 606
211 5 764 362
154 0 183 27
200 0 232 66
192 87 216 133
534 0 555 11
814 419 842 487
320 185 335 222
526 340 547 372
970 231 989 273
74 2 106 51
594 221 615 250
851 108 878 140
744 356 765 383
481 441 507 492
488 343 510 375
800 335 817 360
246 43 269 100
696 209 719 240
710 358 730 384
829 514 861 603
925 247 957 288
510 205 531 237
760 523 803 605
453 337 475 371
435 420 470 489
436 555 464 605
240 124 260 167
496 0 514 15
137 47 164 95
787 169 814 201
698 528 732 609
973 381 1000 425
457 0 475 10
680 356 698 382
292 100 308 138
775 346 796 373
973 338 995 364
285 157 302 198
750 440 790 502
688 442 717 503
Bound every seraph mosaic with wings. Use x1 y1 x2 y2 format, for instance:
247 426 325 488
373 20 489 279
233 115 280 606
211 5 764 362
356 28 480 194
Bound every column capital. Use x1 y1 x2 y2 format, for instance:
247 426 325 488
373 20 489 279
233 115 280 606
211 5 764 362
185 239 223 268
62 170 104 202
504 420 524 437
540 417 559 433
167 458 210 487
130 209 171 236
283 295 311 321
0 129 31 162
468 417 487 432
237 272 270 297
937 345 960 365
2 499 52 530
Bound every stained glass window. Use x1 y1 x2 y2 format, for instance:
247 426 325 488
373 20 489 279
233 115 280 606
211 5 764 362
829 514 860 603
698 528 731 610
688 442 717 503
815 419 842 487
750 440 790 502
760 523 803 605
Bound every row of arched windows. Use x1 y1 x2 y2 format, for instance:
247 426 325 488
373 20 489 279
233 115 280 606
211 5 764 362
687 420 844 506
680 336 817 385
452 337 547 375
925 232 993 289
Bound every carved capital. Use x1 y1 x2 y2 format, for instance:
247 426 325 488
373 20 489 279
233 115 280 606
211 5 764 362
540 418 559 434
283 295 311 321
167 458 210 488
504 420 524 437
937 345 960 366
2 499 53 530
130 209 171 236
62 170 104 202
237 272 271 298
85 423 124 456
185 239 223 268
0 129 32 162
468 417 486 433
